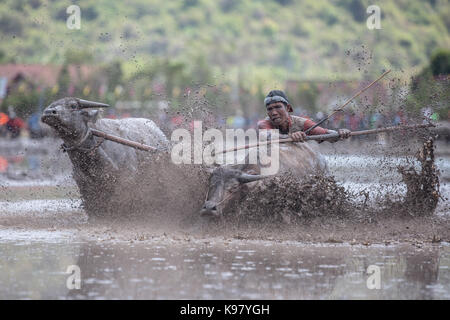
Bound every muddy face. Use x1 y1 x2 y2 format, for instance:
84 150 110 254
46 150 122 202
200 167 265 217
266 102 290 127
41 97 108 144
201 168 239 217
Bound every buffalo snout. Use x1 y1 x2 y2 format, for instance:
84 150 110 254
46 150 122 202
41 106 62 126
43 108 57 116
200 201 220 217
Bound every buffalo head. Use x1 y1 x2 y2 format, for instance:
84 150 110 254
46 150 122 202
41 97 109 143
200 167 266 218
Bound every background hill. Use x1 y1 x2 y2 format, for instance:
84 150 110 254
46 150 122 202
0 0 449 122
0 0 449 82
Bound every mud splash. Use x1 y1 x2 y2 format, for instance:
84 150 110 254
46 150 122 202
80 137 442 229
77 88 224 220
217 137 442 226
83 151 210 222
396 138 440 215
25 91 444 238
236 173 352 224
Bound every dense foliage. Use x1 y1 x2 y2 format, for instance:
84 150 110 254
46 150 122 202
0 0 449 118
407 49 450 119
0 0 449 81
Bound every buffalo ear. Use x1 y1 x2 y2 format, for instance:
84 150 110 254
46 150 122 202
81 109 99 123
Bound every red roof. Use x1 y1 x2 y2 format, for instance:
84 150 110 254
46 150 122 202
0 64 99 88
0 64 60 87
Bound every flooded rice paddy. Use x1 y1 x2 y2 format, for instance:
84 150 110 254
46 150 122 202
0 234 449 300
0 138 449 299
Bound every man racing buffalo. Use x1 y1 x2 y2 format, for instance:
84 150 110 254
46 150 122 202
258 90 351 142
200 90 351 217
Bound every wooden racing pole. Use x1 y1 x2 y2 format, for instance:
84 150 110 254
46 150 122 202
215 123 435 155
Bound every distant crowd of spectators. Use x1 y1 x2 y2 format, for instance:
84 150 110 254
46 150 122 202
0 105 445 140
0 111 25 139
0 110 43 139
217 109 413 132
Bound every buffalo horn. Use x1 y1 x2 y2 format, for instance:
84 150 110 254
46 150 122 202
238 173 267 183
77 99 110 109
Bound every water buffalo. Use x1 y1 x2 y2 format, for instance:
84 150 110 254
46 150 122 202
200 140 328 217
41 97 170 218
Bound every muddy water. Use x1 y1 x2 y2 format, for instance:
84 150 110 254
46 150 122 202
0 232 448 299
1 140 449 299
327 154 450 215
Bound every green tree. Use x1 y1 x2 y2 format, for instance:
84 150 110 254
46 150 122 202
295 82 320 114
64 49 94 65
407 49 450 119
103 60 124 92
57 64 71 97
0 13 23 36
430 49 450 76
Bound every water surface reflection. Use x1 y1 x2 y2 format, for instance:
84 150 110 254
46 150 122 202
1 238 448 299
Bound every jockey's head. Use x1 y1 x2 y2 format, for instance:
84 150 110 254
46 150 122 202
264 90 293 127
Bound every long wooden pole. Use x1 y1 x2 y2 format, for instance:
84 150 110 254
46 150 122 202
215 123 434 155
90 122 433 154
304 69 391 134
90 128 159 152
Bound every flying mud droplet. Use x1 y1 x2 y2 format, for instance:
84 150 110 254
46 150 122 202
208 137 441 227
395 137 440 216
236 172 353 225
